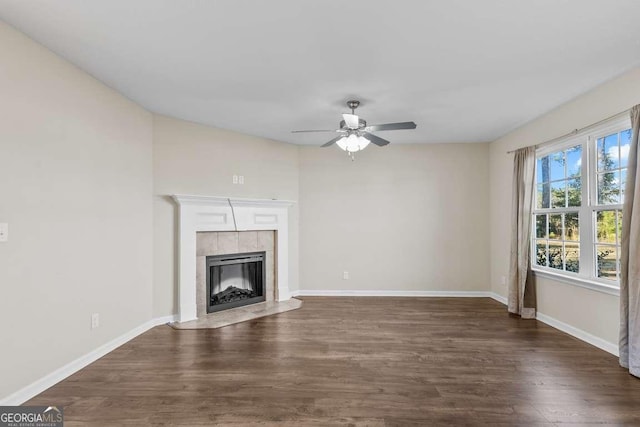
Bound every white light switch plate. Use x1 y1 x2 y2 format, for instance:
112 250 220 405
0 223 7 242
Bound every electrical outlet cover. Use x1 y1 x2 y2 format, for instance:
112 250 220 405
91 313 100 329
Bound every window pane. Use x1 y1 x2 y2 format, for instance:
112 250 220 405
535 240 547 267
597 133 619 171
620 129 631 168
549 214 562 239
566 145 582 177
535 215 547 238
597 245 618 280
549 241 563 270
597 137 604 170
551 180 566 208
536 158 545 183
550 152 565 181
567 178 581 207
538 183 550 209
565 213 579 241
598 172 620 204
596 210 617 243
606 134 620 169
536 156 551 183
565 242 579 273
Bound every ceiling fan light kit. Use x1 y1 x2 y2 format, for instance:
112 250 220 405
336 133 370 152
292 100 417 160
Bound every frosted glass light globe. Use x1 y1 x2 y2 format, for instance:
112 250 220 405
336 134 370 153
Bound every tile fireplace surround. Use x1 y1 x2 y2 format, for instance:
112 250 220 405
195 230 276 318
172 195 295 323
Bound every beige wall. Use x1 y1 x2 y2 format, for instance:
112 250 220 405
0 22 153 400
4 5 635 402
489 67 640 346
152 115 299 317
299 143 490 292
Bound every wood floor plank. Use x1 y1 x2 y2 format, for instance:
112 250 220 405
25 297 640 425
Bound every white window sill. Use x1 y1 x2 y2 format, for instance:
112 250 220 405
532 268 620 296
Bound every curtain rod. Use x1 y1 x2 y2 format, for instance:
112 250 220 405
506 108 631 154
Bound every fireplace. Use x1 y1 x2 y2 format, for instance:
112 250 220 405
172 195 293 322
206 251 266 313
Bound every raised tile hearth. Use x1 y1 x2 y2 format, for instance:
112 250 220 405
170 298 302 329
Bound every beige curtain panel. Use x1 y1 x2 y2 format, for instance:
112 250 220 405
508 146 536 319
620 105 640 376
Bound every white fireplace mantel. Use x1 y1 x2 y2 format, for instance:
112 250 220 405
172 195 295 322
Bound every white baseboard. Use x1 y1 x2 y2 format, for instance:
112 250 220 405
291 289 493 297
488 292 508 305
486 292 618 356
153 315 179 325
294 290 618 356
3 292 618 405
535 312 619 356
0 314 178 406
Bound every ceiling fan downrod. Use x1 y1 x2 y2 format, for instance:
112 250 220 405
347 100 360 115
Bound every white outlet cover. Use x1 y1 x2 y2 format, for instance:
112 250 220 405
91 313 99 329
239 175 244 184
232 175 238 184
343 271 349 280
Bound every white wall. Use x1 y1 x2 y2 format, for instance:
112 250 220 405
152 115 300 317
298 143 490 293
490 67 640 346
0 22 153 400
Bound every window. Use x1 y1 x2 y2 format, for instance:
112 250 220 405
532 117 631 290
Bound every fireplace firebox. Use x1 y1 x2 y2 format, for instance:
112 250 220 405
206 252 266 313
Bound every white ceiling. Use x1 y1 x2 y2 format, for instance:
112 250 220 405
1 0 640 145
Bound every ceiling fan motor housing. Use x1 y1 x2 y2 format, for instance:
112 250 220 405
339 118 366 130
347 100 360 111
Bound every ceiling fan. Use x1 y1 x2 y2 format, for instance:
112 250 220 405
292 100 417 159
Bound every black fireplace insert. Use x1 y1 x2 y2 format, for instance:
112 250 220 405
206 251 266 313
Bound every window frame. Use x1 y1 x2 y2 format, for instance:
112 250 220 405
530 116 630 295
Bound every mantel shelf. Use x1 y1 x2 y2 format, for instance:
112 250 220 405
172 194 295 208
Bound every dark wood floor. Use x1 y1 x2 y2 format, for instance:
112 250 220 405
27 297 640 425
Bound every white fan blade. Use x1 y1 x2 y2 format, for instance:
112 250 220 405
342 113 360 129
